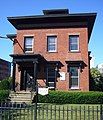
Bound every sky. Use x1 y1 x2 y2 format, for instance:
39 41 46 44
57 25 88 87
0 0 103 67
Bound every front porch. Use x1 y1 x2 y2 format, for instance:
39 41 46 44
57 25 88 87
10 54 45 92
10 54 61 92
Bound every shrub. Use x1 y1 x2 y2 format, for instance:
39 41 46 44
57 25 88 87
0 79 10 90
0 77 18 90
90 68 103 91
0 90 9 101
37 91 103 104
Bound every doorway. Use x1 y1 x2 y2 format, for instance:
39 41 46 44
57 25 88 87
20 67 34 91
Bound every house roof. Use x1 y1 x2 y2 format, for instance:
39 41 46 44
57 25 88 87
7 9 97 41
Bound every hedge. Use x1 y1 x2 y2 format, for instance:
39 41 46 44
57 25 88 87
0 90 9 101
37 91 103 104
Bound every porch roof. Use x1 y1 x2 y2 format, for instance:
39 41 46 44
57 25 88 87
10 54 45 63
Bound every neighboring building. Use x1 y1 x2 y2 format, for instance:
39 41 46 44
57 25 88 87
0 58 11 80
90 54 95 68
96 63 103 73
7 9 96 92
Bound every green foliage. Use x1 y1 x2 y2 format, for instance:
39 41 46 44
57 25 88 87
37 91 103 104
0 77 18 90
90 68 101 80
0 90 9 101
0 79 10 90
90 68 103 91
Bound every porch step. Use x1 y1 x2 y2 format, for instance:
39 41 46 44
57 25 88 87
9 91 36 103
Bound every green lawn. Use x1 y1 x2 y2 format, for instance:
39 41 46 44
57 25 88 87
1 104 102 120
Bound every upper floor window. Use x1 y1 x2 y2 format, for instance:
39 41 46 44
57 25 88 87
69 35 79 52
24 37 33 52
47 36 57 52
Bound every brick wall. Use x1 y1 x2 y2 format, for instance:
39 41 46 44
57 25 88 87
14 27 89 91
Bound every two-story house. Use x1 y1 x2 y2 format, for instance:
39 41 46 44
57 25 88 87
7 9 96 92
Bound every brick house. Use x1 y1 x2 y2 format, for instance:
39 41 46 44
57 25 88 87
7 9 96 92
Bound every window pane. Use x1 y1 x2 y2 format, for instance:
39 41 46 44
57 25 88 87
25 48 32 51
25 38 32 45
69 35 79 51
70 44 78 51
70 66 79 88
47 36 57 52
48 45 56 51
70 67 78 76
70 78 78 87
48 38 55 44
47 67 56 88
48 78 55 82
48 67 55 77
24 37 33 52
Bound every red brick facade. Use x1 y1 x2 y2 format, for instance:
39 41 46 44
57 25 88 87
8 9 96 91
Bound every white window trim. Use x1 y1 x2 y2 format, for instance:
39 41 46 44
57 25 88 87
47 36 57 52
69 35 79 52
24 37 34 53
69 67 80 90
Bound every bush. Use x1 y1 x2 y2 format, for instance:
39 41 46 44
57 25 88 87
0 90 9 101
37 91 103 104
90 68 103 91
0 79 10 90
0 77 18 90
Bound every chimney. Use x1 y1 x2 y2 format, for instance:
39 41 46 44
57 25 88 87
43 9 69 15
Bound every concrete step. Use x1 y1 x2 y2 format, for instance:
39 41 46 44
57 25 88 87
9 91 35 103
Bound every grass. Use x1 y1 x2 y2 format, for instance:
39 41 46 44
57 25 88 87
36 104 101 120
1 103 102 120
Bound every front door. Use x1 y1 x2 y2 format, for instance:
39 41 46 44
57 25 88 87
20 67 34 91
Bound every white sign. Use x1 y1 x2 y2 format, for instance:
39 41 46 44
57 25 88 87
38 88 48 96
59 72 65 80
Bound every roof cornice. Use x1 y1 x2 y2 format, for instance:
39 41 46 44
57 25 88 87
7 11 97 42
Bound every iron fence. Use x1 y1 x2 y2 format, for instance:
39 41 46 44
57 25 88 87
0 102 103 120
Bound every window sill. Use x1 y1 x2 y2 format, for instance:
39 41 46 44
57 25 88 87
70 87 80 90
48 87 55 90
47 51 58 53
25 51 34 54
69 51 80 53
69 88 81 91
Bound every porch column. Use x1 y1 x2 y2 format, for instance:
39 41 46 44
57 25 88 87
33 59 38 91
12 61 16 91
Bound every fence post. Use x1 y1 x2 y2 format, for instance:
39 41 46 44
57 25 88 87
34 81 38 120
100 104 103 120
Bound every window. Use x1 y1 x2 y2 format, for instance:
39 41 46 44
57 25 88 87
47 36 57 52
69 35 79 51
69 66 79 89
24 37 33 52
47 66 56 89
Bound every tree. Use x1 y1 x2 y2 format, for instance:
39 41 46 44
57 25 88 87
90 68 103 91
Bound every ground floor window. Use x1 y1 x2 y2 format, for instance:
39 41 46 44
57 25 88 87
47 66 56 89
69 66 79 89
